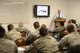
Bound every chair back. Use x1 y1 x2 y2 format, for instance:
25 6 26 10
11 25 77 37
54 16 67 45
15 38 26 47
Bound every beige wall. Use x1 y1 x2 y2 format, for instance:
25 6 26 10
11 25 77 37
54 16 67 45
67 0 80 25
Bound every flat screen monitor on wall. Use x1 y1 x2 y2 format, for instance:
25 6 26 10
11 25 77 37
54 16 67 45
33 5 50 17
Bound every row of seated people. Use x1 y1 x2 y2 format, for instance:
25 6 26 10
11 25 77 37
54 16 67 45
0 19 80 43
25 23 80 53
0 21 41 53
5 24 26 47
0 22 27 47
0 22 30 53
52 19 80 41
0 20 80 53
0 21 40 47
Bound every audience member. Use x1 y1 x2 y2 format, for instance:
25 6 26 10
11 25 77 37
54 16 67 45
0 26 18 53
25 26 58 53
41 24 47 28
71 19 78 28
16 22 30 36
26 21 40 45
6 24 21 41
58 24 80 51
67 19 77 32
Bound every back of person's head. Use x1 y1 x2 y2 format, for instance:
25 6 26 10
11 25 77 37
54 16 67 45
67 45 80 53
41 24 47 28
68 19 76 24
18 22 24 27
60 22 64 26
0 26 5 38
39 27 48 36
33 21 40 29
7 24 14 31
67 24 75 33
72 19 76 24
71 19 78 27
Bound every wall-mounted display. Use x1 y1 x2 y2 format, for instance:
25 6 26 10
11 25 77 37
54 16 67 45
33 5 50 17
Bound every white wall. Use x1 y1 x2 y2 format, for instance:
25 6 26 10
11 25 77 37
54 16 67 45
0 0 67 31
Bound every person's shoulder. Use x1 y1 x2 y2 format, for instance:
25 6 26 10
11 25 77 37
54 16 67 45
5 39 16 45
46 36 57 42
12 29 20 34
60 34 70 40
33 36 43 43
31 30 39 36
15 30 20 34
35 36 55 42
6 31 10 35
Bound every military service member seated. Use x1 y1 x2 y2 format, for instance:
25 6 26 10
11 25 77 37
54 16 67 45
6 24 21 41
26 21 40 45
25 26 58 53
59 24 80 51
0 26 18 53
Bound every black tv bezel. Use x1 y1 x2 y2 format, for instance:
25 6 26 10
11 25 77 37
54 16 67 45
33 5 50 17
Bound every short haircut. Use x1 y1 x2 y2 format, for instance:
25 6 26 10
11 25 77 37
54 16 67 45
67 24 75 33
7 24 14 31
67 45 80 53
33 21 40 29
41 24 47 28
0 26 5 38
39 27 48 36
72 19 76 24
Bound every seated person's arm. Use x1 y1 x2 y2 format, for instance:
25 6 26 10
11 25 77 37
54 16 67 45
58 36 68 50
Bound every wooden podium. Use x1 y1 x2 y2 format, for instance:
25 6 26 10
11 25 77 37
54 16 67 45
54 18 66 28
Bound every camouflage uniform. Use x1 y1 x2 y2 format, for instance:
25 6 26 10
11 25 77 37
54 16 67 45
0 38 18 53
16 27 30 36
25 35 58 53
26 28 40 45
16 27 30 33
6 29 21 41
59 32 80 50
